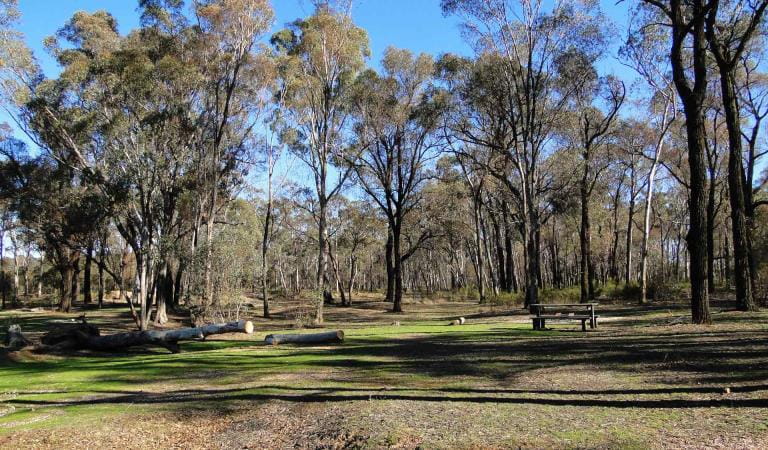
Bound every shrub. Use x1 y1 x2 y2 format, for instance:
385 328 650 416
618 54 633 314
648 279 690 302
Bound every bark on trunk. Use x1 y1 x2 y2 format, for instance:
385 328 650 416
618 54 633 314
580 163 595 303
626 164 636 285
392 224 404 313
641 102 669 304
719 70 757 311
315 200 328 324
385 229 395 303
97 243 105 308
83 244 93 304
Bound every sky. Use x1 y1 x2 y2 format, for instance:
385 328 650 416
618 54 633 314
17 0 473 77
16 0 632 80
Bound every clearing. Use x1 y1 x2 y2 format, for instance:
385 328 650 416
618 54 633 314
1 295 767 449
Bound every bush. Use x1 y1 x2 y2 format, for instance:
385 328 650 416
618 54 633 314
536 286 581 304
648 279 690 302
598 281 642 301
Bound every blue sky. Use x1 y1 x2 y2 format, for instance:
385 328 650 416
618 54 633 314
18 0 472 77
17 0 630 79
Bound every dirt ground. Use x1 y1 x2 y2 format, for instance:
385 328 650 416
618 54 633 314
1 294 767 449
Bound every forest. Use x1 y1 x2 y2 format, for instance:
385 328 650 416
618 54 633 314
0 0 767 326
1 0 768 448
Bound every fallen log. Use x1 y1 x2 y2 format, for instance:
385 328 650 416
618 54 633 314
39 319 254 353
265 330 344 345
4 325 32 350
42 322 100 346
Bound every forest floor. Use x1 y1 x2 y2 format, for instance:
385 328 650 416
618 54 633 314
0 293 767 449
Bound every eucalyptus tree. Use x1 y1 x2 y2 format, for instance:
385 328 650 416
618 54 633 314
740 54 768 218
704 0 768 311
271 4 368 323
622 11 679 303
561 64 625 302
614 119 648 285
193 0 275 309
25 1 274 329
34 8 204 327
348 48 445 312
635 0 711 323
0 0 37 117
0 139 105 312
441 0 609 307
257 92 288 319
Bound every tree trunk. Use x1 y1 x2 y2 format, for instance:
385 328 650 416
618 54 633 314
706 172 717 293
719 70 757 311
641 102 669 304
392 224 404 313
683 109 711 324
580 161 595 303
261 183 273 318
71 255 81 309
663 0 711 324
347 255 357 306
137 252 151 331
480 208 499 297
83 244 93 304
470 193 486 303
97 243 105 308
550 217 561 289
173 262 184 308
59 262 74 313
610 180 623 283
154 260 170 325
327 241 347 307
385 228 395 303
524 199 540 308
37 253 43 298
315 199 328 324
503 206 518 293
491 212 507 293
625 188 635 285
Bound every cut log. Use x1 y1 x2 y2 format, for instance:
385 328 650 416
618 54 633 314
265 330 344 345
40 319 254 353
4 325 32 350
449 317 466 326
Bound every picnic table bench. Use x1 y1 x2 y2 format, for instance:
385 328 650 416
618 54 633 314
530 303 599 331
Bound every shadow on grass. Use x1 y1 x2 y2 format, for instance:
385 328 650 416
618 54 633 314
2 309 767 408
7 384 768 409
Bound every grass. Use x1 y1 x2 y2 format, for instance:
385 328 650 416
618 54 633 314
1 295 768 448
